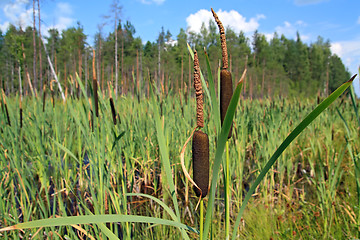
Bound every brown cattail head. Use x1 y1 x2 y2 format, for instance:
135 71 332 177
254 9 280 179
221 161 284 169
192 130 209 198
193 50 204 128
211 8 228 70
19 96 22 129
2 89 10 126
42 84 46 112
220 69 233 139
92 49 99 118
108 82 117 125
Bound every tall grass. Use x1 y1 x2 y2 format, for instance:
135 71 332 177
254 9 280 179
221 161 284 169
0 46 358 239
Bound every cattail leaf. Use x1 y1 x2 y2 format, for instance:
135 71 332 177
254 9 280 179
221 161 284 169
51 138 80 164
126 193 179 222
203 78 244 238
0 214 198 235
231 74 356 240
111 130 125 151
204 50 221 134
150 87 191 240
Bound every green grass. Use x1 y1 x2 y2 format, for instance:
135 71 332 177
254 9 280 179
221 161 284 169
0 72 359 239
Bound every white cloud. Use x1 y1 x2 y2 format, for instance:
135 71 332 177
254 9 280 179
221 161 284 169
186 9 265 34
273 20 309 41
0 0 75 34
357 16 360 24
43 2 75 37
139 0 165 5
331 39 360 96
331 40 360 73
0 0 32 30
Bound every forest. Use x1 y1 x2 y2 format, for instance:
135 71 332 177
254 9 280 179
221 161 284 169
0 13 351 100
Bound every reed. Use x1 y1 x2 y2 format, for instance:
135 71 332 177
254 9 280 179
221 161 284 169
2 89 11 126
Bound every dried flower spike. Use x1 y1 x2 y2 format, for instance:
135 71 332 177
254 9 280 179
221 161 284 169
193 50 204 128
211 8 228 69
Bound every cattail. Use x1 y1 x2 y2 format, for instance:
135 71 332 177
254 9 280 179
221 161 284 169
108 82 117 125
92 49 99 118
193 50 204 128
192 130 209 198
50 80 55 108
220 69 233 138
19 96 22 129
42 84 46 112
2 89 11 126
212 8 233 139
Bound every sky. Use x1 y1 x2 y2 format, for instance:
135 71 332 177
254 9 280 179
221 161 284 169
0 0 359 95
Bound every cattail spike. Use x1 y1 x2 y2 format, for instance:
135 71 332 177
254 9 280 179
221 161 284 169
192 130 209 198
193 50 204 128
211 8 228 70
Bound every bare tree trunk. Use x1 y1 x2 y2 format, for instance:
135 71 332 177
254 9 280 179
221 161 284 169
181 54 183 93
261 60 265 99
85 50 88 94
11 63 14 94
41 36 66 102
21 40 35 96
139 48 143 97
114 16 118 98
38 0 42 95
32 0 37 92
18 63 22 98
136 49 139 97
78 47 82 98
326 62 329 96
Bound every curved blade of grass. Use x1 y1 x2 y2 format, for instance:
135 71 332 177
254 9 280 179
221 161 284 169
231 74 356 240
204 49 221 133
203 79 244 239
187 43 211 106
51 138 80 164
0 214 198 234
126 193 178 222
111 130 125 151
150 88 191 240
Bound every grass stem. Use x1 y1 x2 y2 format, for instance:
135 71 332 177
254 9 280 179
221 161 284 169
225 140 230 240
200 198 204 240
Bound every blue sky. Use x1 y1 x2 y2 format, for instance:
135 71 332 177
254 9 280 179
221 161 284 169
0 0 359 93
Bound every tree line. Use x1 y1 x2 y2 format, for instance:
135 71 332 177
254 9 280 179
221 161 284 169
0 14 350 100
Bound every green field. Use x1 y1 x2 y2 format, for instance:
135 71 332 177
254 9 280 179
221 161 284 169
0 77 359 239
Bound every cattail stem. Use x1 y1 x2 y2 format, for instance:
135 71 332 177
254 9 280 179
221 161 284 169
200 198 204 240
225 141 230 239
